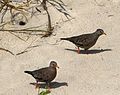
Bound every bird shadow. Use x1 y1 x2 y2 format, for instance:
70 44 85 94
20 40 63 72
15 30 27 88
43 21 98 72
65 48 112 54
30 81 68 89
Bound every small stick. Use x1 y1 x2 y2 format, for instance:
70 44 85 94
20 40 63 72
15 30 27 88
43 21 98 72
0 29 47 32
0 47 14 55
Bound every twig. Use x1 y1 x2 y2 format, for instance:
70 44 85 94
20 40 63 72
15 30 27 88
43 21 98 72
47 0 71 19
0 47 14 55
0 29 47 32
1 6 8 23
40 0 54 38
16 44 41 55
16 37 41 55
8 31 26 42
16 50 28 55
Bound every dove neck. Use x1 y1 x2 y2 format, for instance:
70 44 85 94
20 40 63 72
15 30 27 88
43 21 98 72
94 32 102 37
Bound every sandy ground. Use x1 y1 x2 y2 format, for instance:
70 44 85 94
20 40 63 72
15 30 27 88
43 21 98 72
0 0 120 95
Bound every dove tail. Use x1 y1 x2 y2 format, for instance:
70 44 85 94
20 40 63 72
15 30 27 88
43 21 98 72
24 71 33 75
60 38 69 40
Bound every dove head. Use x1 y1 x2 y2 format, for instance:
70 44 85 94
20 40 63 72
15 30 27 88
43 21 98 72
95 29 106 36
49 61 59 68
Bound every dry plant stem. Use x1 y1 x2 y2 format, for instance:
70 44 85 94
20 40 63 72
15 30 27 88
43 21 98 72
0 30 46 42
1 6 8 23
8 31 26 42
16 50 28 55
47 0 71 19
0 47 14 55
0 0 70 37
16 45 39 55
0 1 7 11
40 0 54 38
0 29 47 42
0 29 48 36
10 8 14 23
0 24 49 42
0 20 13 29
0 0 29 23
46 9 52 31
0 3 11 23
16 45 41 55
0 29 47 32
16 37 41 55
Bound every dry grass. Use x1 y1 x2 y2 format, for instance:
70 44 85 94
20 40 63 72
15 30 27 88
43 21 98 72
0 0 71 55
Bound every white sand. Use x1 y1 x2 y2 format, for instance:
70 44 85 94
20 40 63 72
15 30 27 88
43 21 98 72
0 0 120 95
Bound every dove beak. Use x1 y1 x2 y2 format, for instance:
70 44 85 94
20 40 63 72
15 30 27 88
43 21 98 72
56 65 59 69
103 32 107 35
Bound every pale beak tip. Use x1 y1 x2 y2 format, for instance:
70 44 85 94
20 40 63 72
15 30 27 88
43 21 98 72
104 33 107 35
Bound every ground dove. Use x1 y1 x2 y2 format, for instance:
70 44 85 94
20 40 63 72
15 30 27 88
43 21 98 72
24 61 59 89
61 29 106 53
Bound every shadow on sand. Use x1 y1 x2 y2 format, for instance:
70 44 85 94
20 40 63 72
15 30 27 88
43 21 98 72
65 48 112 54
30 82 68 89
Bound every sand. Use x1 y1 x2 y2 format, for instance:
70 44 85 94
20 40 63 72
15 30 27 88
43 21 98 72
0 0 120 95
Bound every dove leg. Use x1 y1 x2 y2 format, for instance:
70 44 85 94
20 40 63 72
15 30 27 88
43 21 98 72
77 47 80 54
35 80 40 89
46 82 51 92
